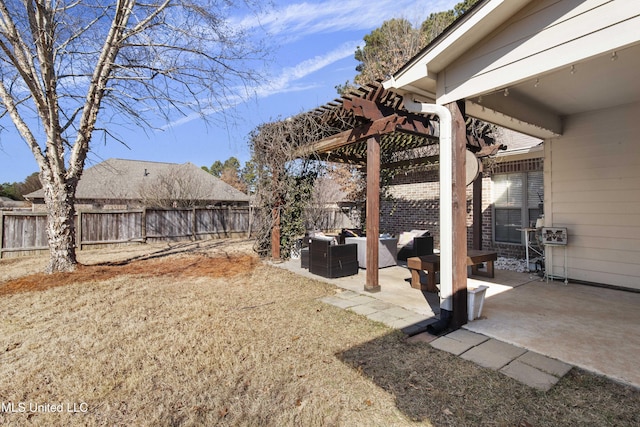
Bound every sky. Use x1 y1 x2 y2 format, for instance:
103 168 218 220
0 0 459 184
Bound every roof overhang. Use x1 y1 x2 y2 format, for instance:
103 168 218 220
386 0 530 94
384 0 640 139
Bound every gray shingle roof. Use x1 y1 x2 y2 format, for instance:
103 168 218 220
0 196 27 208
26 158 249 203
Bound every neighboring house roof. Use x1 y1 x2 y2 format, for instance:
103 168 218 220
25 158 249 203
0 196 27 208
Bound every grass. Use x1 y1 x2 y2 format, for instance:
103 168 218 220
0 239 638 426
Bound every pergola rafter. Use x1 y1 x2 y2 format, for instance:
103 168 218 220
293 81 499 168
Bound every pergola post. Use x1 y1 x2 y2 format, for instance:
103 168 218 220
472 174 483 250
365 135 381 292
447 101 468 328
271 206 280 261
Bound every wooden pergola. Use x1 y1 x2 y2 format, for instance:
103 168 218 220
273 81 500 328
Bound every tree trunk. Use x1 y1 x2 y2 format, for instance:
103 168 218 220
42 179 78 273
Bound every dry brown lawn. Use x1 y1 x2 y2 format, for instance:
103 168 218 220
0 239 638 426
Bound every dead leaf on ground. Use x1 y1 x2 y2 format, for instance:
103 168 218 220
0 254 259 297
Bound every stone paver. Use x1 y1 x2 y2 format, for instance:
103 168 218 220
446 329 489 347
500 360 560 391
401 319 437 336
460 339 527 370
340 294 377 305
431 336 477 356
365 300 395 311
380 306 416 319
388 315 429 329
517 351 573 377
319 296 360 309
407 331 439 344
366 310 402 326
334 290 360 299
348 304 379 316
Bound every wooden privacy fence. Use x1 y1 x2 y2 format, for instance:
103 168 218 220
0 207 258 258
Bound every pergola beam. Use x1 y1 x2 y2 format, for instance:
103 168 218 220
294 114 432 159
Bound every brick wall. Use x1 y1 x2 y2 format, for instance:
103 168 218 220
381 166 441 244
381 157 543 259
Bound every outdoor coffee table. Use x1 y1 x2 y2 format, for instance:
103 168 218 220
407 249 498 292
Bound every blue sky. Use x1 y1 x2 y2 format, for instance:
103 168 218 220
0 0 458 183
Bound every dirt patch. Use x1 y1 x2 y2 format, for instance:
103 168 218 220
0 253 259 297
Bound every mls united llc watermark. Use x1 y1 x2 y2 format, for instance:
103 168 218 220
1 401 88 413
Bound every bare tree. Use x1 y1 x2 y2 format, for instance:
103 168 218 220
325 163 364 202
304 175 345 231
220 166 247 193
138 166 209 209
0 0 268 272
249 112 337 258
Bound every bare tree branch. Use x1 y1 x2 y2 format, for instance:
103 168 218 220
0 0 271 272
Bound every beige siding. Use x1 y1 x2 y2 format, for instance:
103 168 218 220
544 102 640 289
440 0 640 103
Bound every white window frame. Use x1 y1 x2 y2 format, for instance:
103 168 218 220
492 171 543 245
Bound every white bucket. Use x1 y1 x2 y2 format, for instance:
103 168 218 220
467 285 489 321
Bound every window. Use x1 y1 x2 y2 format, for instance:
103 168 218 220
493 171 543 244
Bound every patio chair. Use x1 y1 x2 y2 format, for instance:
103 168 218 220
338 228 365 245
397 230 434 261
308 238 358 278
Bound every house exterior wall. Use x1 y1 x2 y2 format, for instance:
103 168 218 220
381 156 543 259
545 101 640 291
381 167 442 243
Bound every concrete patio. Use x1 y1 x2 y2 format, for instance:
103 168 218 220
276 257 640 390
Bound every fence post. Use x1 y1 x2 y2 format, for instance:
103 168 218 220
0 211 4 259
142 207 147 242
192 207 197 241
77 211 83 251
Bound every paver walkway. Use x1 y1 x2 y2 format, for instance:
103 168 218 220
320 287 572 391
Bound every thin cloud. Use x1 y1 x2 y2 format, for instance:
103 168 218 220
163 40 358 129
258 40 359 95
236 0 458 41
165 0 459 128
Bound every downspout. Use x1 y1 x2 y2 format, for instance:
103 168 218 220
403 100 454 329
